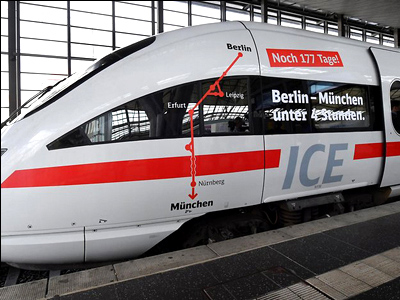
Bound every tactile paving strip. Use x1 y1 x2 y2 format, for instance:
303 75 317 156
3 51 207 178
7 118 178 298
305 248 400 299
256 282 330 300
0 279 47 300
46 265 117 298
340 262 393 287
315 269 371 297
260 248 400 300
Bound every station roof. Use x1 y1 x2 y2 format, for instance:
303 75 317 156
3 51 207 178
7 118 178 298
291 0 400 29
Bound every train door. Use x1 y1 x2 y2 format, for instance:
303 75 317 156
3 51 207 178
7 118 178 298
370 47 400 187
193 76 265 209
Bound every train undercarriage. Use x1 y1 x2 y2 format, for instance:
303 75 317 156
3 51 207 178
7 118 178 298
144 186 394 256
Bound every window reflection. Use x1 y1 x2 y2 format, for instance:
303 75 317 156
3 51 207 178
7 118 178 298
261 77 371 134
47 75 379 150
310 84 369 130
202 78 249 134
50 82 200 148
262 77 311 134
391 81 400 133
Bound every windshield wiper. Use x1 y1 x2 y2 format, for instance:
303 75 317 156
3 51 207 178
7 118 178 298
1 78 66 129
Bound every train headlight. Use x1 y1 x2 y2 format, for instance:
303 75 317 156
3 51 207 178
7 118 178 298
1 148 7 156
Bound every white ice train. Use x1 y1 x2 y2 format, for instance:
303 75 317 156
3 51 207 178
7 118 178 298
1 21 400 269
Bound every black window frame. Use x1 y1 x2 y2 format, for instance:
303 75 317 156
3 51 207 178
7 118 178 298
259 76 381 135
390 80 400 134
200 76 254 137
47 75 382 150
48 76 259 150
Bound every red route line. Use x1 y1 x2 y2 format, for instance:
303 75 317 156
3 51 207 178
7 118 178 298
1 150 281 189
185 52 243 199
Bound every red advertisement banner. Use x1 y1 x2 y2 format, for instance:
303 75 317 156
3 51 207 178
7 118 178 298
266 49 344 67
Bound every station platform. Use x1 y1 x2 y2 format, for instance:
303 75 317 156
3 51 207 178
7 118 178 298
1 200 400 300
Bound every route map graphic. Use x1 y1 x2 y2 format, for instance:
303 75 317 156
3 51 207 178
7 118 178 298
185 52 243 199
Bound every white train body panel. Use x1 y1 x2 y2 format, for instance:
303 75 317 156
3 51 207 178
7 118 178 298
1 21 399 265
263 132 384 202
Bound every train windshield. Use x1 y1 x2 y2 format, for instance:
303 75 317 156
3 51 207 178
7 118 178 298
1 36 156 129
2 71 87 128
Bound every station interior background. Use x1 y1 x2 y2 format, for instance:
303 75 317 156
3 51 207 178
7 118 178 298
1 0 399 123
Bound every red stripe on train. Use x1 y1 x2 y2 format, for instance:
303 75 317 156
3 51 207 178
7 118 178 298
1 150 281 188
353 142 400 159
353 143 383 159
387 142 400 157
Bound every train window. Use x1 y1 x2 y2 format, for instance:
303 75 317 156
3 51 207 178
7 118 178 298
260 76 373 134
391 81 400 134
201 78 250 134
48 81 200 149
48 75 378 150
261 77 312 134
309 83 370 131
